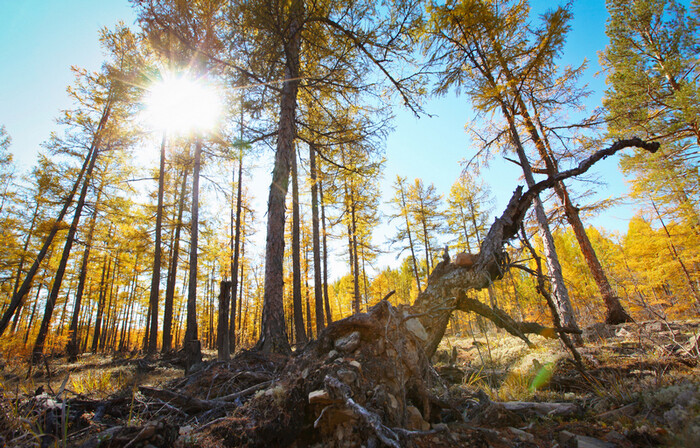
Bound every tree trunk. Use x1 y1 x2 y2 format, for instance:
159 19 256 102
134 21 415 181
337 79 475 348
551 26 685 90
319 179 332 324
147 134 167 353
162 164 189 352
309 144 325 334
218 280 232 360
398 183 422 294
92 249 112 353
9 202 40 334
501 105 582 343
0 151 93 337
257 0 303 354
66 185 102 361
32 137 101 362
186 138 203 370
291 145 307 344
351 193 361 315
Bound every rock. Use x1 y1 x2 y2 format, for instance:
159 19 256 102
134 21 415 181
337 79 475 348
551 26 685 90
583 322 616 342
508 427 535 442
406 405 430 431
334 332 361 353
432 423 448 431
615 327 632 338
349 360 362 371
663 404 689 430
309 390 332 404
576 435 616 448
559 430 577 447
337 369 357 385
559 430 616 448
327 350 339 360
405 318 428 341
603 430 626 444
386 393 399 410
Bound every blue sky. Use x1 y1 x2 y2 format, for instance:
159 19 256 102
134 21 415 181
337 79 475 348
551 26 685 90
0 0 638 272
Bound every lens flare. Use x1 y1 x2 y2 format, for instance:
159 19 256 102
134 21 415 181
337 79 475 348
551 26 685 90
144 73 221 134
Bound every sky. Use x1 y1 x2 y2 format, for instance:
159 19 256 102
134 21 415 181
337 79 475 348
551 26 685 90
0 0 639 274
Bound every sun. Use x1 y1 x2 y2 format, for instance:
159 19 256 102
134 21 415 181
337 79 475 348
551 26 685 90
144 73 222 134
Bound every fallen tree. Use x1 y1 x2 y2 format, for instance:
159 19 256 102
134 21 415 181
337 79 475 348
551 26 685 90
72 138 658 447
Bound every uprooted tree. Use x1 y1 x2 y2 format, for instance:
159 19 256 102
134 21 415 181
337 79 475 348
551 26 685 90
163 137 656 447
68 138 658 448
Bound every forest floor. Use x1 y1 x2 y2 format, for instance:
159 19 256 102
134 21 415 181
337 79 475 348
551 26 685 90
1 319 699 447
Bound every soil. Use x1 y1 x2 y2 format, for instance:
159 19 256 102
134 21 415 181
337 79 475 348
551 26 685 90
1 314 698 447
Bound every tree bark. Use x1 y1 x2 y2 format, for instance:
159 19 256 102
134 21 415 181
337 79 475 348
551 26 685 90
229 152 244 352
162 164 189 352
411 138 658 357
92 248 112 353
66 184 102 360
185 138 203 369
10 202 40 334
218 281 232 360
310 144 325 334
0 148 97 337
319 179 332 324
32 135 101 362
147 134 167 353
291 145 307 344
257 0 304 354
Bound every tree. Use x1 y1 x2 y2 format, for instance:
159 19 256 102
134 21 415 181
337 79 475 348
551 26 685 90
446 172 493 254
425 0 583 338
30 25 142 360
389 176 423 294
146 133 167 354
407 178 445 280
602 0 700 231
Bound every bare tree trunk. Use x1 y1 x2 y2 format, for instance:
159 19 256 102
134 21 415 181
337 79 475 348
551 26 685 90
218 280 232 360
257 0 304 354
309 144 325 334
92 249 112 353
0 94 112 338
319 179 332 324
229 153 244 353
67 186 102 361
163 165 189 352
397 183 422 293
32 140 101 361
9 202 40 334
185 138 203 370
351 194 361 315
291 146 307 344
147 134 167 353
501 106 582 343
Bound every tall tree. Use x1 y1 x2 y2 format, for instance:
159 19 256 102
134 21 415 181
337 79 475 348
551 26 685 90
447 172 493 254
146 134 167 353
389 176 423 294
407 178 444 279
602 0 700 232
426 0 583 337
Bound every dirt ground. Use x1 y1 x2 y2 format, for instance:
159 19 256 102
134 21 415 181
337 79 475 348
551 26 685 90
1 319 698 447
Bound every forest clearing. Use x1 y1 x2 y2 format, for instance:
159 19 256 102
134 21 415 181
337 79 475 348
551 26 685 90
1 0 699 446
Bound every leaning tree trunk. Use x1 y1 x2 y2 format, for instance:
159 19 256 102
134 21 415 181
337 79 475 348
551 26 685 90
32 138 101 362
196 139 659 448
